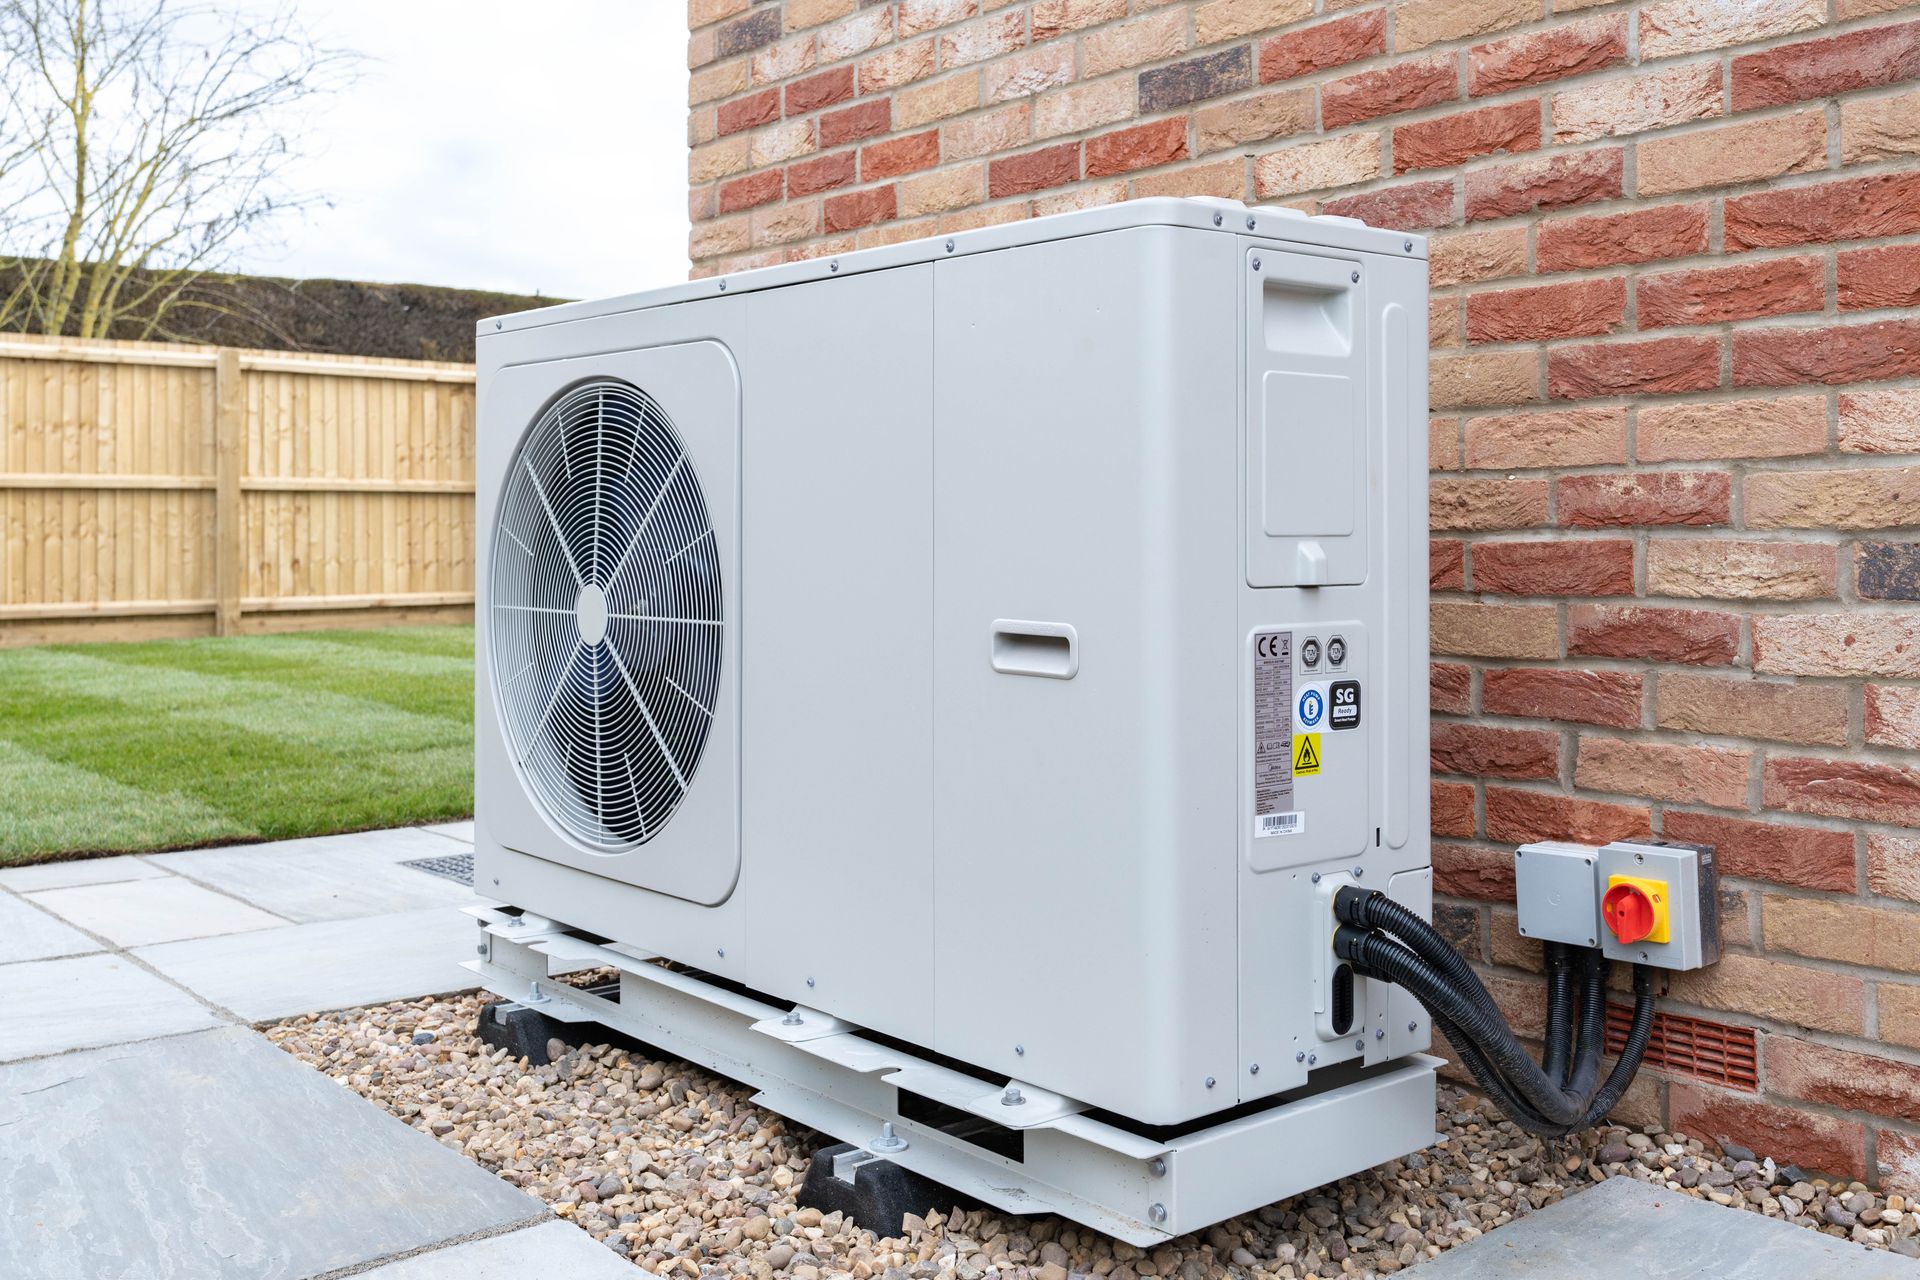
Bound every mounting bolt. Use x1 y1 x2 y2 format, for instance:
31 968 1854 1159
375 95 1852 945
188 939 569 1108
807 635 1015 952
1307 1053 1318 1065
474 943 487 956
492 878 500 886
806 976 816 988
524 982 548 1005
828 260 839 272
1014 1043 1025 1056
1311 872 1322 884
716 947 725 959
871 1122 908 1154
1355 1039 1366 1052
1002 1086 1025 1107
718 280 727 291
1212 211 1223 226
1403 239 1414 252
1250 1063 1260 1075
1204 1076 1216 1089
505 915 524 928
1350 270 1361 283
782 1010 803 1027
1375 1029 1386 1041
1353 867 1364 879
945 239 955 251
1149 1157 1168 1177
1251 257 1262 271
493 319 502 330
1408 1021 1418 1033
1296 1051 1306 1062
1245 216 1256 230
1149 1203 1168 1225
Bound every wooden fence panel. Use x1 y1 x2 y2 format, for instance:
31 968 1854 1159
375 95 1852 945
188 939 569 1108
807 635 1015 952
0 333 478 647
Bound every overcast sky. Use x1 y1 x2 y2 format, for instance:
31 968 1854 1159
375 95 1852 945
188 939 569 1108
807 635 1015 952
230 1 690 301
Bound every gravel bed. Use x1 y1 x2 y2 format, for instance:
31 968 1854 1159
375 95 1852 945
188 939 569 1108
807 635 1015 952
265 990 1917 1277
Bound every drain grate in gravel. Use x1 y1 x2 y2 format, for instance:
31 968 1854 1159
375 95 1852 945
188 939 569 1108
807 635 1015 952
265 992 1916 1276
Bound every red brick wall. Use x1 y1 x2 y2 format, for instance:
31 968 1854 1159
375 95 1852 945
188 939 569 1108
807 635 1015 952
685 0 1920 1189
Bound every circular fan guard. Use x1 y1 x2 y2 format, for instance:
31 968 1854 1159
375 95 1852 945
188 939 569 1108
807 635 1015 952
489 379 722 851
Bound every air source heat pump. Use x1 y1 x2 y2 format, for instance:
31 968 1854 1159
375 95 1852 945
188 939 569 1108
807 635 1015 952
471 197 1438 1242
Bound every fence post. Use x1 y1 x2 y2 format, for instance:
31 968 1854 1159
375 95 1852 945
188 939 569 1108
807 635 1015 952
214 348 243 636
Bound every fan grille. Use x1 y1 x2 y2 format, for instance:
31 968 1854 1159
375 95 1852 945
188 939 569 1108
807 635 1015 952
489 379 722 851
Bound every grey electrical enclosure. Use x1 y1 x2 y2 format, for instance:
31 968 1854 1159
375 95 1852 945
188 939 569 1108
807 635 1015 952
470 198 1435 1242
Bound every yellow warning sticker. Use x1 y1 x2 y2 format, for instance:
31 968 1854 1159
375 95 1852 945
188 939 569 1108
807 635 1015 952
1293 733 1322 776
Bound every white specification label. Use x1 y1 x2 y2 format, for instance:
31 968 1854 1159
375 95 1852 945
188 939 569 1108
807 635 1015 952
1253 630 1297 837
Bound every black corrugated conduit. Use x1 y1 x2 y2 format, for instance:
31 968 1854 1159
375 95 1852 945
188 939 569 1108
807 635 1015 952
1332 885 1658 1138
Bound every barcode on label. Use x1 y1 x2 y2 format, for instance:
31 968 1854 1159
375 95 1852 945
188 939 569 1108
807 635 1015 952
1257 811 1305 838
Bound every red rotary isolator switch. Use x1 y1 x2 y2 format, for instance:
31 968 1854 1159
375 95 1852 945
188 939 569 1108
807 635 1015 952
1602 878 1668 945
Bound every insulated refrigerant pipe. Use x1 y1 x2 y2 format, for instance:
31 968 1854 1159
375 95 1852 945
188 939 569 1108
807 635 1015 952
1331 886 1660 1138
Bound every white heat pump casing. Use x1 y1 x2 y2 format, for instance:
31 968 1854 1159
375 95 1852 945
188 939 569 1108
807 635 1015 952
475 198 1431 1131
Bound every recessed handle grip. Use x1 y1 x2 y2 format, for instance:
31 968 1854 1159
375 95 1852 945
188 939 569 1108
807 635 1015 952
990 619 1078 680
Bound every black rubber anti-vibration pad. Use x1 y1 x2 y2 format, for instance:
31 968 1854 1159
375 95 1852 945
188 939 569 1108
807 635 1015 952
797 1142 975 1237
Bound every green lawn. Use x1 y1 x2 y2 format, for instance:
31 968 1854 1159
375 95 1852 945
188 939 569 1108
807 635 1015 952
0 626 474 865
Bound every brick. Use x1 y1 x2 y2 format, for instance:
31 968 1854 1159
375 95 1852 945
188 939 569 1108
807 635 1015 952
1084 118 1188 178
1468 15 1627 97
1434 842 1519 902
1637 111 1827 199
1195 87 1312 153
1661 811 1856 892
1636 396 1827 464
1464 408 1624 469
1838 243 1920 312
1640 0 1825 59
786 66 856 116
1430 476 1549 530
690 214 751 261
1733 20 1920 112
1432 662 1473 714
1433 722 1560 779
820 98 892 146
897 161 983 215
787 149 857 196
1842 86 1920 163
1466 278 1625 344
1431 296 1460 349
1753 612 1920 677
692 58 751 108
1577 736 1750 807
689 134 753 185
1868 683 1920 750
718 87 782 136
1252 133 1381 198
1870 831 1920 902
1765 755 1920 826
894 73 978 128
1037 181 1128 216
1031 0 1125 40
1431 228 1527 287
1395 101 1541 173
1033 79 1135 141
718 169 784 213
823 184 898 232
1465 148 1623 221
938 202 1029 233
1884 1128 1920 1198
752 33 819 86
1638 256 1824 330
818 5 893 62
1859 542 1920 601
1322 55 1456 130
1550 62 1721 145
1659 671 1848 746
1888 982 1920 1051
1195 0 1314 44
1433 782 1478 838
1725 171 1920 250
1670 953 1867 1037
1549 336 1720 400
1841 390 1920 454
1431 538 1466 589
1485 787 1650 844
1259 11 1385 84
749 118 817 169
1668 1083 1866 1176
1084 11 1188 78
1395 0 1541 53
986 142 1079 198
1559 472 1730 529
1321 180 1457 229
1429 350 1539 409
860 38 936 93
1434 901 1486 961
1482 668 1642 728
1131 155 1246 198
895 0 975 35
717 6 783 57
750 199 818 247
944 102 1029 159
1536 203 1708 272
1767 898 1920 974
1648 539 1836 602
862 129 939 180
785 0 854 30
1568 604 1738 665
1431 601 1559 658
985 44 1075 102
1747 465 1920 529
1474 538 1635 596
1490 909 1546 970
1139 47 1253 114
690 0 750 29
1431 416 1463 471
937 11 1024 68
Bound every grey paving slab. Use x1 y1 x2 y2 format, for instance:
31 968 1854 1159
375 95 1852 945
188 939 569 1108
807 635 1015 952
356 1222 634 1278
0 1025 543 1280
423 820 475 843
24 875 287 947
148 829 478 923
1415 1176 1920 1279
0 893 100 965
135 906 476 1021
0 853 169 891
0 953 224 1062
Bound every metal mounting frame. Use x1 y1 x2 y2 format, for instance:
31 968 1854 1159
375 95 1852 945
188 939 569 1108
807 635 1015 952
464 906 1440 1245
